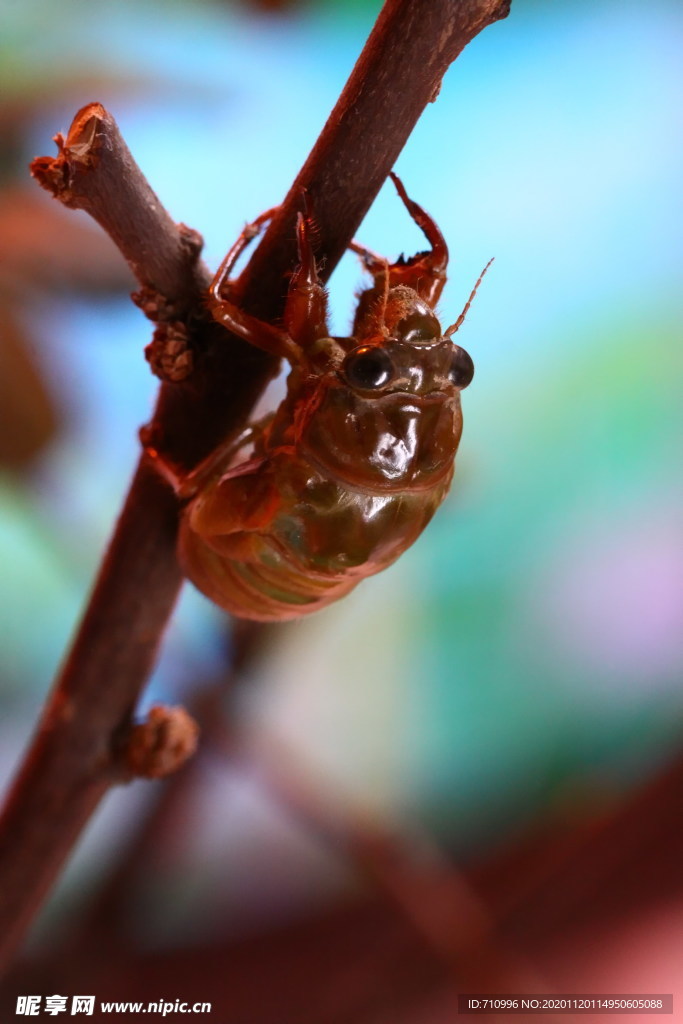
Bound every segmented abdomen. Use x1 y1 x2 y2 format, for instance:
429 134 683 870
178 453 452 622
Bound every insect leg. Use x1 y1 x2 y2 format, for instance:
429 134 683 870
207 207 302 364
208 292 301 364
387 172 449 306
350 174 449 308
282 205 330 349
142 415 274 500
209 207 278 305
348 239 388 279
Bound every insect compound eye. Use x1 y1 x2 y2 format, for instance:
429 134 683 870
342 346 395 390
448 345 475 389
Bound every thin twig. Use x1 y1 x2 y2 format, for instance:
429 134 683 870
66 621 267 950
0 0 510 972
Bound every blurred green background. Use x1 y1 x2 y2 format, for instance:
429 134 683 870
0 0 682 950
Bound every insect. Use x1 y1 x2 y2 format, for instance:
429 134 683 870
147 173 490 621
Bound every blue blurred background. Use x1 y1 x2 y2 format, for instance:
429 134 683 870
1 0 682 1003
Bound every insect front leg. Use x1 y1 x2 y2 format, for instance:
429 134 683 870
281 205 330 350
351 172 449 309
182 454 281 560
209 207 278 305
347 240 389 280
207 209 302 365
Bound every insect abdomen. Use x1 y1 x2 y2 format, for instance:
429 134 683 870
178 521 357 621
178 455 451 622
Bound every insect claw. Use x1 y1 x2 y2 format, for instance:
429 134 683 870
388 170 409 204
299 185 310 213
209 205 279 303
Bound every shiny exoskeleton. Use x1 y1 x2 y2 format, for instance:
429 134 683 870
148 174 490 621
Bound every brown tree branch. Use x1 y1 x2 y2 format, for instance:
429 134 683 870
30 105 212 306
0 0 510 973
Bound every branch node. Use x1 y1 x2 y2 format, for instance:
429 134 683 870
120 705 199 780
145 321 194 382
178 223 205 262
132 285 179 323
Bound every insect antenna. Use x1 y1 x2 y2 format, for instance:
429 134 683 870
444 257 494 337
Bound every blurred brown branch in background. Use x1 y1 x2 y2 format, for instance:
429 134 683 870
3 739 682 1022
